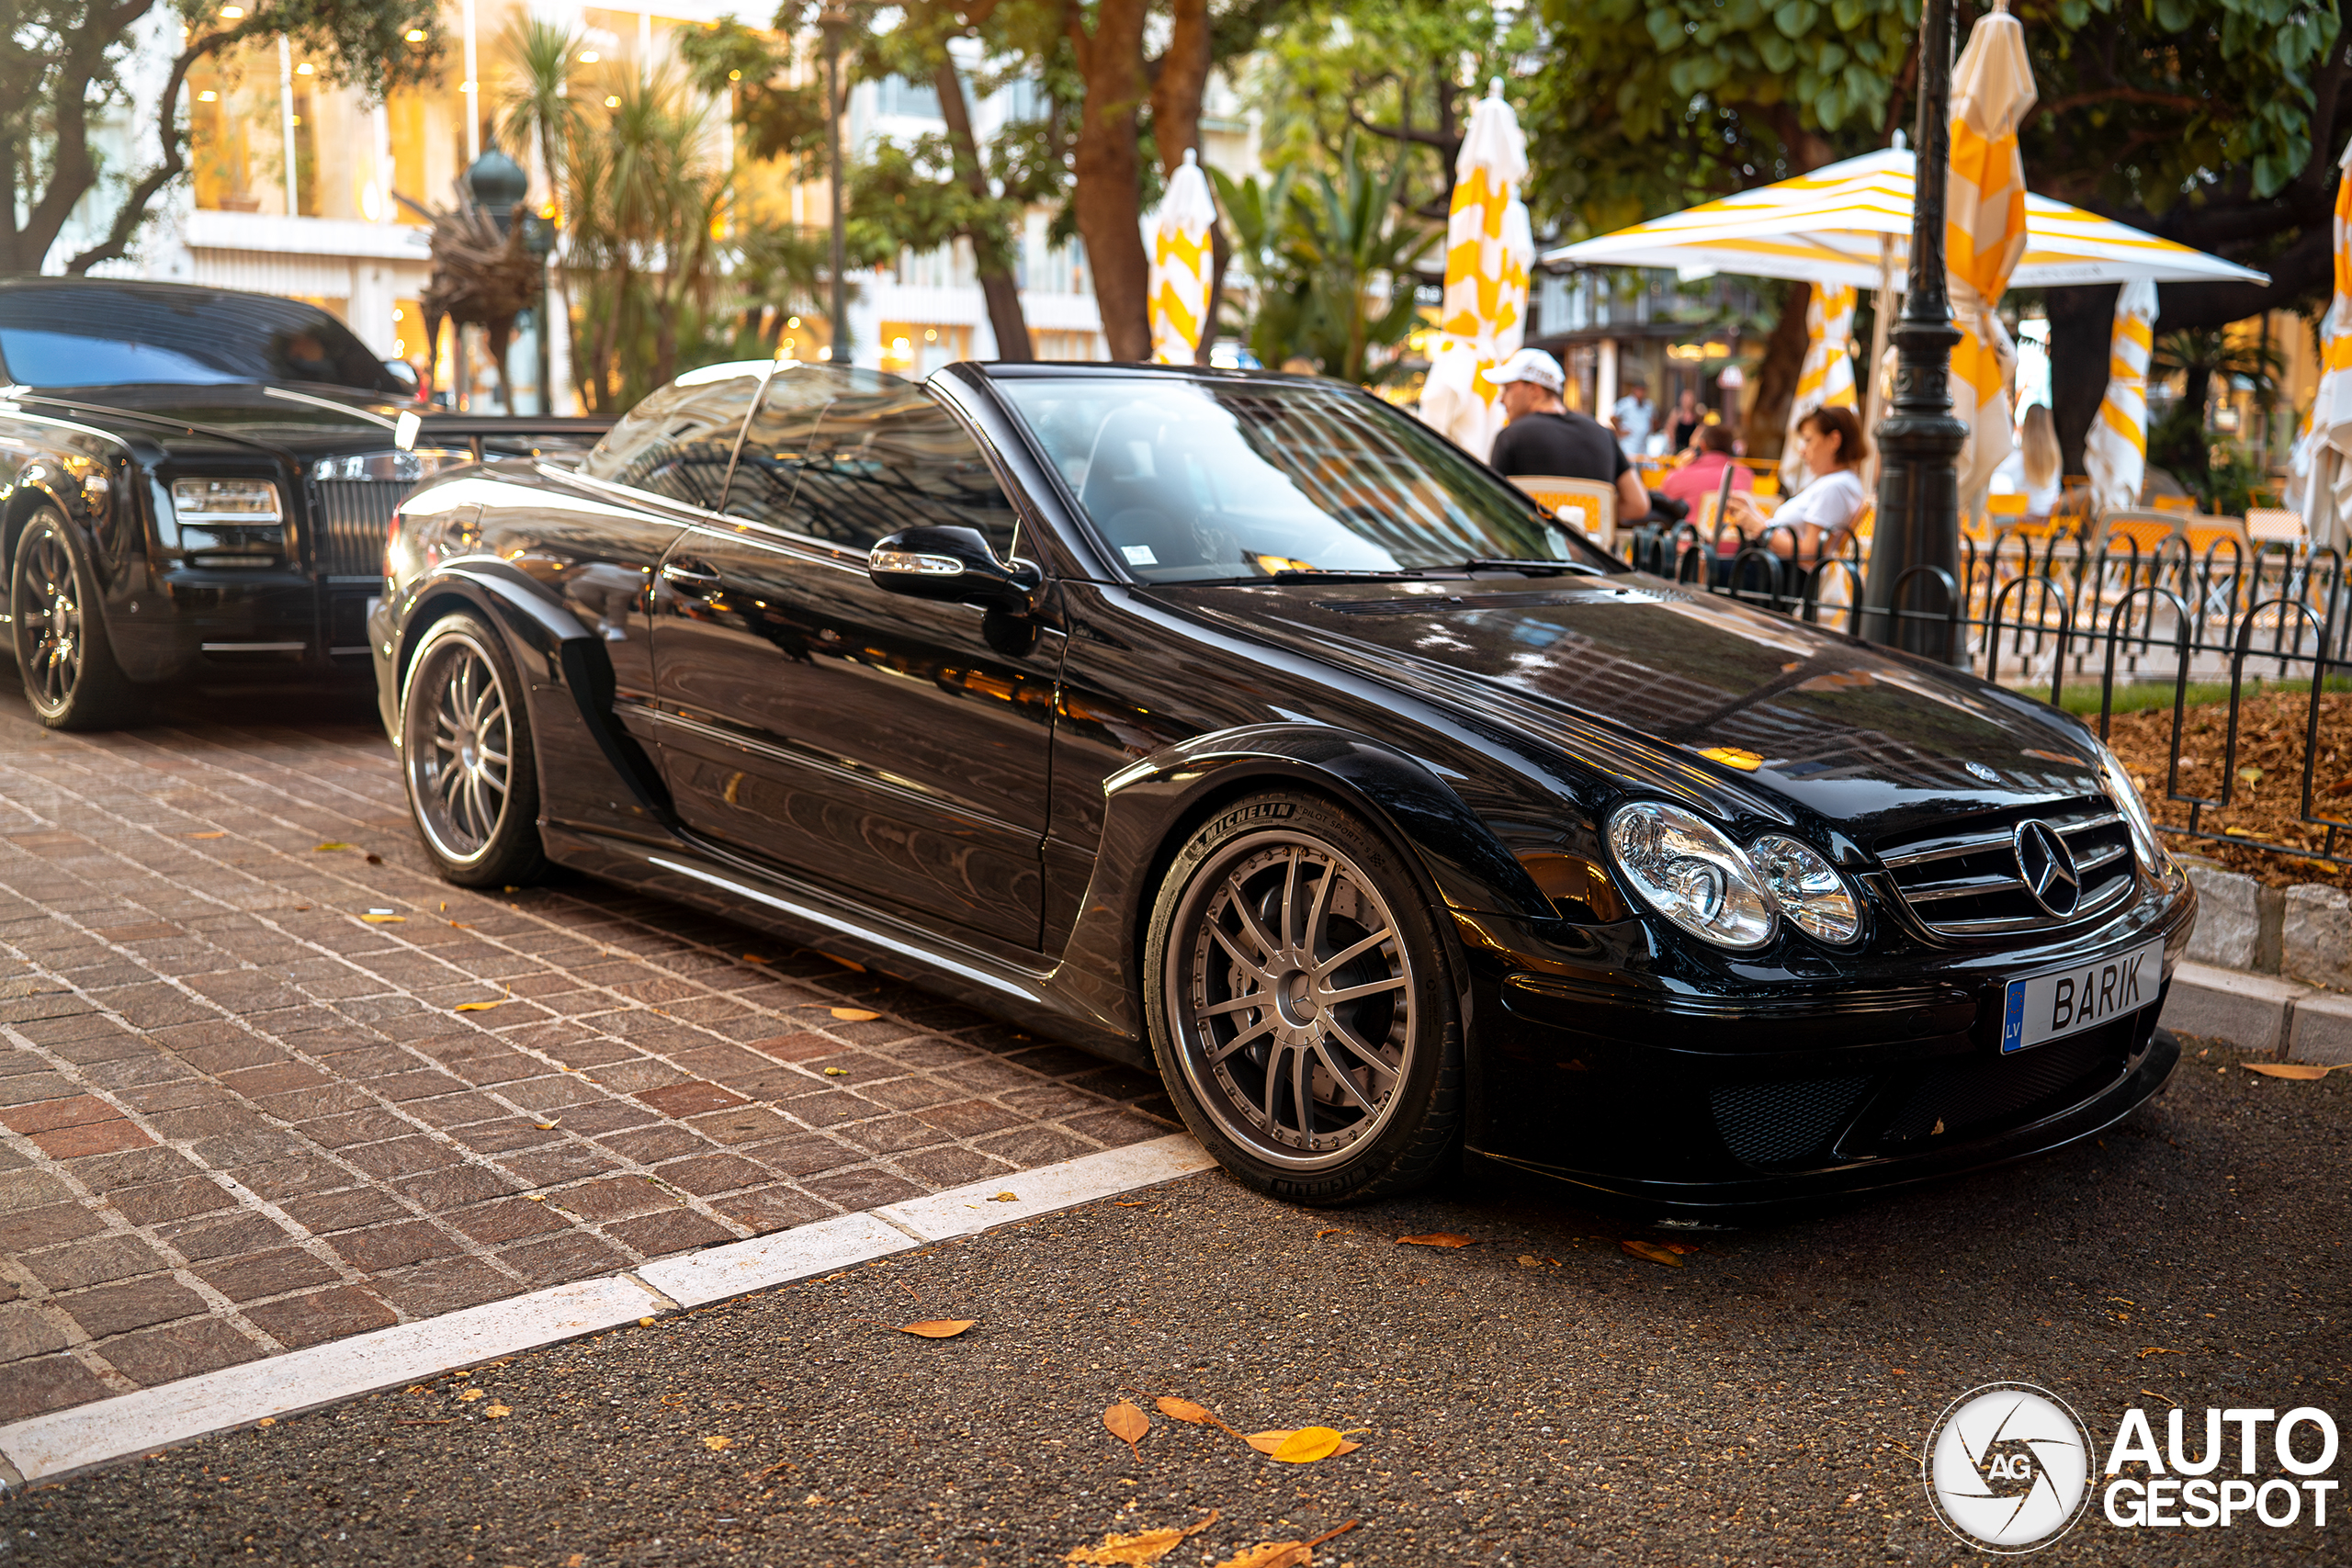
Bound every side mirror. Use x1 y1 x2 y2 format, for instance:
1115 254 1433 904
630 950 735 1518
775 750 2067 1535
867 525 1040 613
382 359 423 399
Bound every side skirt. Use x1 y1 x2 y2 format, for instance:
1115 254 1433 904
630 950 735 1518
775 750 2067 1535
540 823 1151 1067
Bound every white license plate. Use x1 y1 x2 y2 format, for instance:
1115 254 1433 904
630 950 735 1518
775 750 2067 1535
2000 937 2165 1055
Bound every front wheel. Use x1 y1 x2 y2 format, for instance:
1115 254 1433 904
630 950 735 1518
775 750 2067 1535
399 612 546 886
11 510 142 730
1143 792 1463 1205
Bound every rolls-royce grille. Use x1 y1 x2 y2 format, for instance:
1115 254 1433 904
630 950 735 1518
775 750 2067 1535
1876 797 2135 937
311 479 402 577
1709 1074 1871 1165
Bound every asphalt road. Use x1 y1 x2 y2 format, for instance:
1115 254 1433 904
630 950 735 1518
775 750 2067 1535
4 1029 2345 1567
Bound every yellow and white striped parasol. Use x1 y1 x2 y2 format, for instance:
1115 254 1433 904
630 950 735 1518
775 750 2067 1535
1944 5 2036 504
2293 138 2352 552
1148 149 1217 366
1780 282 1860 491
1544 150 2268 291
2083 278 2158 512
1420 82 1531 461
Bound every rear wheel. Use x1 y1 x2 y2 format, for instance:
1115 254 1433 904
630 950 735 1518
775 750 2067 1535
400 612 545 886
11 510 142 730
1144 792 1462 1205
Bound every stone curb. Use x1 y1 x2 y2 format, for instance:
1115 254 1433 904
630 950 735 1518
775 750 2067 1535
2160 960 2352 1064
2181 859 2352 989
0 1134 1214 1487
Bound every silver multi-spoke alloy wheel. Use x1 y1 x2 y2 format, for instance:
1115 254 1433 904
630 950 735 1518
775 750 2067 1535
1166 829 1419 1172
17 529 83 716
402 625 517 867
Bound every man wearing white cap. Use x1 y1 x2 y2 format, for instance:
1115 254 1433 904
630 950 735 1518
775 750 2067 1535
1487 348 1648 525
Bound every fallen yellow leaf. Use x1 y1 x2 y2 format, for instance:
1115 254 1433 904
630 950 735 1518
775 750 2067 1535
703 1435 732 1450
2245 1062 2338 1079
1269 1427 1348 1463
314 841 355 852
454 1000 504 1013
898 1320 976 1338
1396 1233 1478 1248
817 952 866 972
1155 1396 1220 1427
185 831 225 839
1103 1400 1149 1460
359 914 406 924
1063 1510 1218 1566
254 1417 276 1428
534 1121 559 1131
2137 1347 2183 1359
829 1007 880 1021
1245 1429 1362 1461
1517 1255 1559 1269
742 953 771 964
1621 1239 1685 1268
483 1404 511 1418
1209 1544 1310 1568
988 1191 1019 1202
457 1388 485 1402
823 1066 849 1077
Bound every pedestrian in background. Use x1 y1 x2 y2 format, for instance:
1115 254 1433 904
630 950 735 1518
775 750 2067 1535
1611 377 1654 460
1669 389 1703 455
1487 349 1649 527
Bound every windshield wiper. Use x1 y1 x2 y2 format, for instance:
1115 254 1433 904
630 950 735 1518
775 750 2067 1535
1460 558 1604 577
1270 567 1450 582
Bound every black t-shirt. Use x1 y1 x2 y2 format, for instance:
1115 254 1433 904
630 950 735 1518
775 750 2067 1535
1489 409 1631 484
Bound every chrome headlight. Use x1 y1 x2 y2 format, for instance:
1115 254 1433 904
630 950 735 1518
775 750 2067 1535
1751 833 1862 944
172 478 282 524
2091 736 2164 872
1606 802 1777 950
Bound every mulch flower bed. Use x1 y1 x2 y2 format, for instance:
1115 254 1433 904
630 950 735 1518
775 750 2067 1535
2102 688 2352 894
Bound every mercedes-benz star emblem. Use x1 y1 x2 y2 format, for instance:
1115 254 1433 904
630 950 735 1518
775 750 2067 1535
2012 820 2082 917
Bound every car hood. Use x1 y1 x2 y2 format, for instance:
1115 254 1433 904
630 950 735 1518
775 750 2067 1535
1163 575 2114 849
27 383 406 456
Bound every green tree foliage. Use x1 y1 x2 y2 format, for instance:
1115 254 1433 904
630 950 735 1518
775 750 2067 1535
2 0 442 274
1213 139 1438 382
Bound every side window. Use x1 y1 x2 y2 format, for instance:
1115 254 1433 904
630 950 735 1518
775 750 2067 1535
785 386 1020 556
718 364 870 530
579 361 768 509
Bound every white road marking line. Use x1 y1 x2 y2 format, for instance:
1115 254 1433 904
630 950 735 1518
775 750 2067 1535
0 1134 1212 1485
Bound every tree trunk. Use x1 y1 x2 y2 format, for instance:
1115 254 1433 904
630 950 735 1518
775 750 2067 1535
1746 282 1812 462
933 54 1031 361
1068 0 1152 361
1196 220 1229 365
1151 0 1212 172
2045 282 2118 476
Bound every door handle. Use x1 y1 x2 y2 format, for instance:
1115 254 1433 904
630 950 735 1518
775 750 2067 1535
661 558 723 587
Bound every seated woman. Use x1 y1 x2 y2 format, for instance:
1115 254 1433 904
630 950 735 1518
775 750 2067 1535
1726 406 1871 568
1989 403 2063 521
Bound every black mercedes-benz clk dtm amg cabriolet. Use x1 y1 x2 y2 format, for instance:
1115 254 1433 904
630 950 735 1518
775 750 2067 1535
371 359 2192 1213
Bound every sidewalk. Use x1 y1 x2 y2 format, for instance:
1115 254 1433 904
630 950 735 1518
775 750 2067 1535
0 693 1172 1427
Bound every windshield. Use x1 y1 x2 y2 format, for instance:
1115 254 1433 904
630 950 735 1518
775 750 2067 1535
0 286 404 394
996 375 1589 582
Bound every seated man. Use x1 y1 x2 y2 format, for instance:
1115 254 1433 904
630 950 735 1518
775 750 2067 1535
1487 349 1648 528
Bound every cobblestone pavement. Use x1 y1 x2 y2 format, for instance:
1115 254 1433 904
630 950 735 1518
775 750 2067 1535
0 688 1172 1426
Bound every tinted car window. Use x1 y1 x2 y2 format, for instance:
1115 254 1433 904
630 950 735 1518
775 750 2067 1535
720 363 899 530
997 375 1570 582
579 361 769 510
739 379 1018 557
0 285 406 393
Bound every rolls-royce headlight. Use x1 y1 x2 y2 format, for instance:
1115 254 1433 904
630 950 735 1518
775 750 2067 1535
172 478 282 524
2091 736 2164 871
1606 802 1776 950
1750 833 1862 944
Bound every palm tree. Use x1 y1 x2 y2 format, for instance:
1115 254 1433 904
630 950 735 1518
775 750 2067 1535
2154 327 2283 421
499 19 584 410
1283 139 1438 383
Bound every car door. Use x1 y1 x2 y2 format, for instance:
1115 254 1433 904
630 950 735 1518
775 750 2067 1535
647 372 1056 950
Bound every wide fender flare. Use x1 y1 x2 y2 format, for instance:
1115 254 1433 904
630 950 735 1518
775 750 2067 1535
390 559 672 822
1055 723 1555 1044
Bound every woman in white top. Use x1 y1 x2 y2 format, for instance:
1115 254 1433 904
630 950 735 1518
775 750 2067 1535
1727 405 1871 567
1989 404 2063 519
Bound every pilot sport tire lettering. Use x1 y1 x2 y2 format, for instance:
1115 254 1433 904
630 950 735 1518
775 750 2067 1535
10 508 143 731
400 612 547 887
1145 791 1462 1205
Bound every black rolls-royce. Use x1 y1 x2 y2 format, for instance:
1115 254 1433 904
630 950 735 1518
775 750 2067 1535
371 358 2193 1214
0 277 604 728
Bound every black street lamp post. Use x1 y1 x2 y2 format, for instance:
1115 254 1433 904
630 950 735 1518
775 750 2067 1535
1861 0 1970 660
819 4 852 367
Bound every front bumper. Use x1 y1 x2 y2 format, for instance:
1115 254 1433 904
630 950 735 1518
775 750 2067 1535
1457 870 2194 1216
110 568 378 685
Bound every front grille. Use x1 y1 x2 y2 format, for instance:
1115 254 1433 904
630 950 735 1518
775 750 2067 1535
1710 1074 1872 1165
1877 797 2135 937
1882 1030 2121 1144
311 479 403 577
